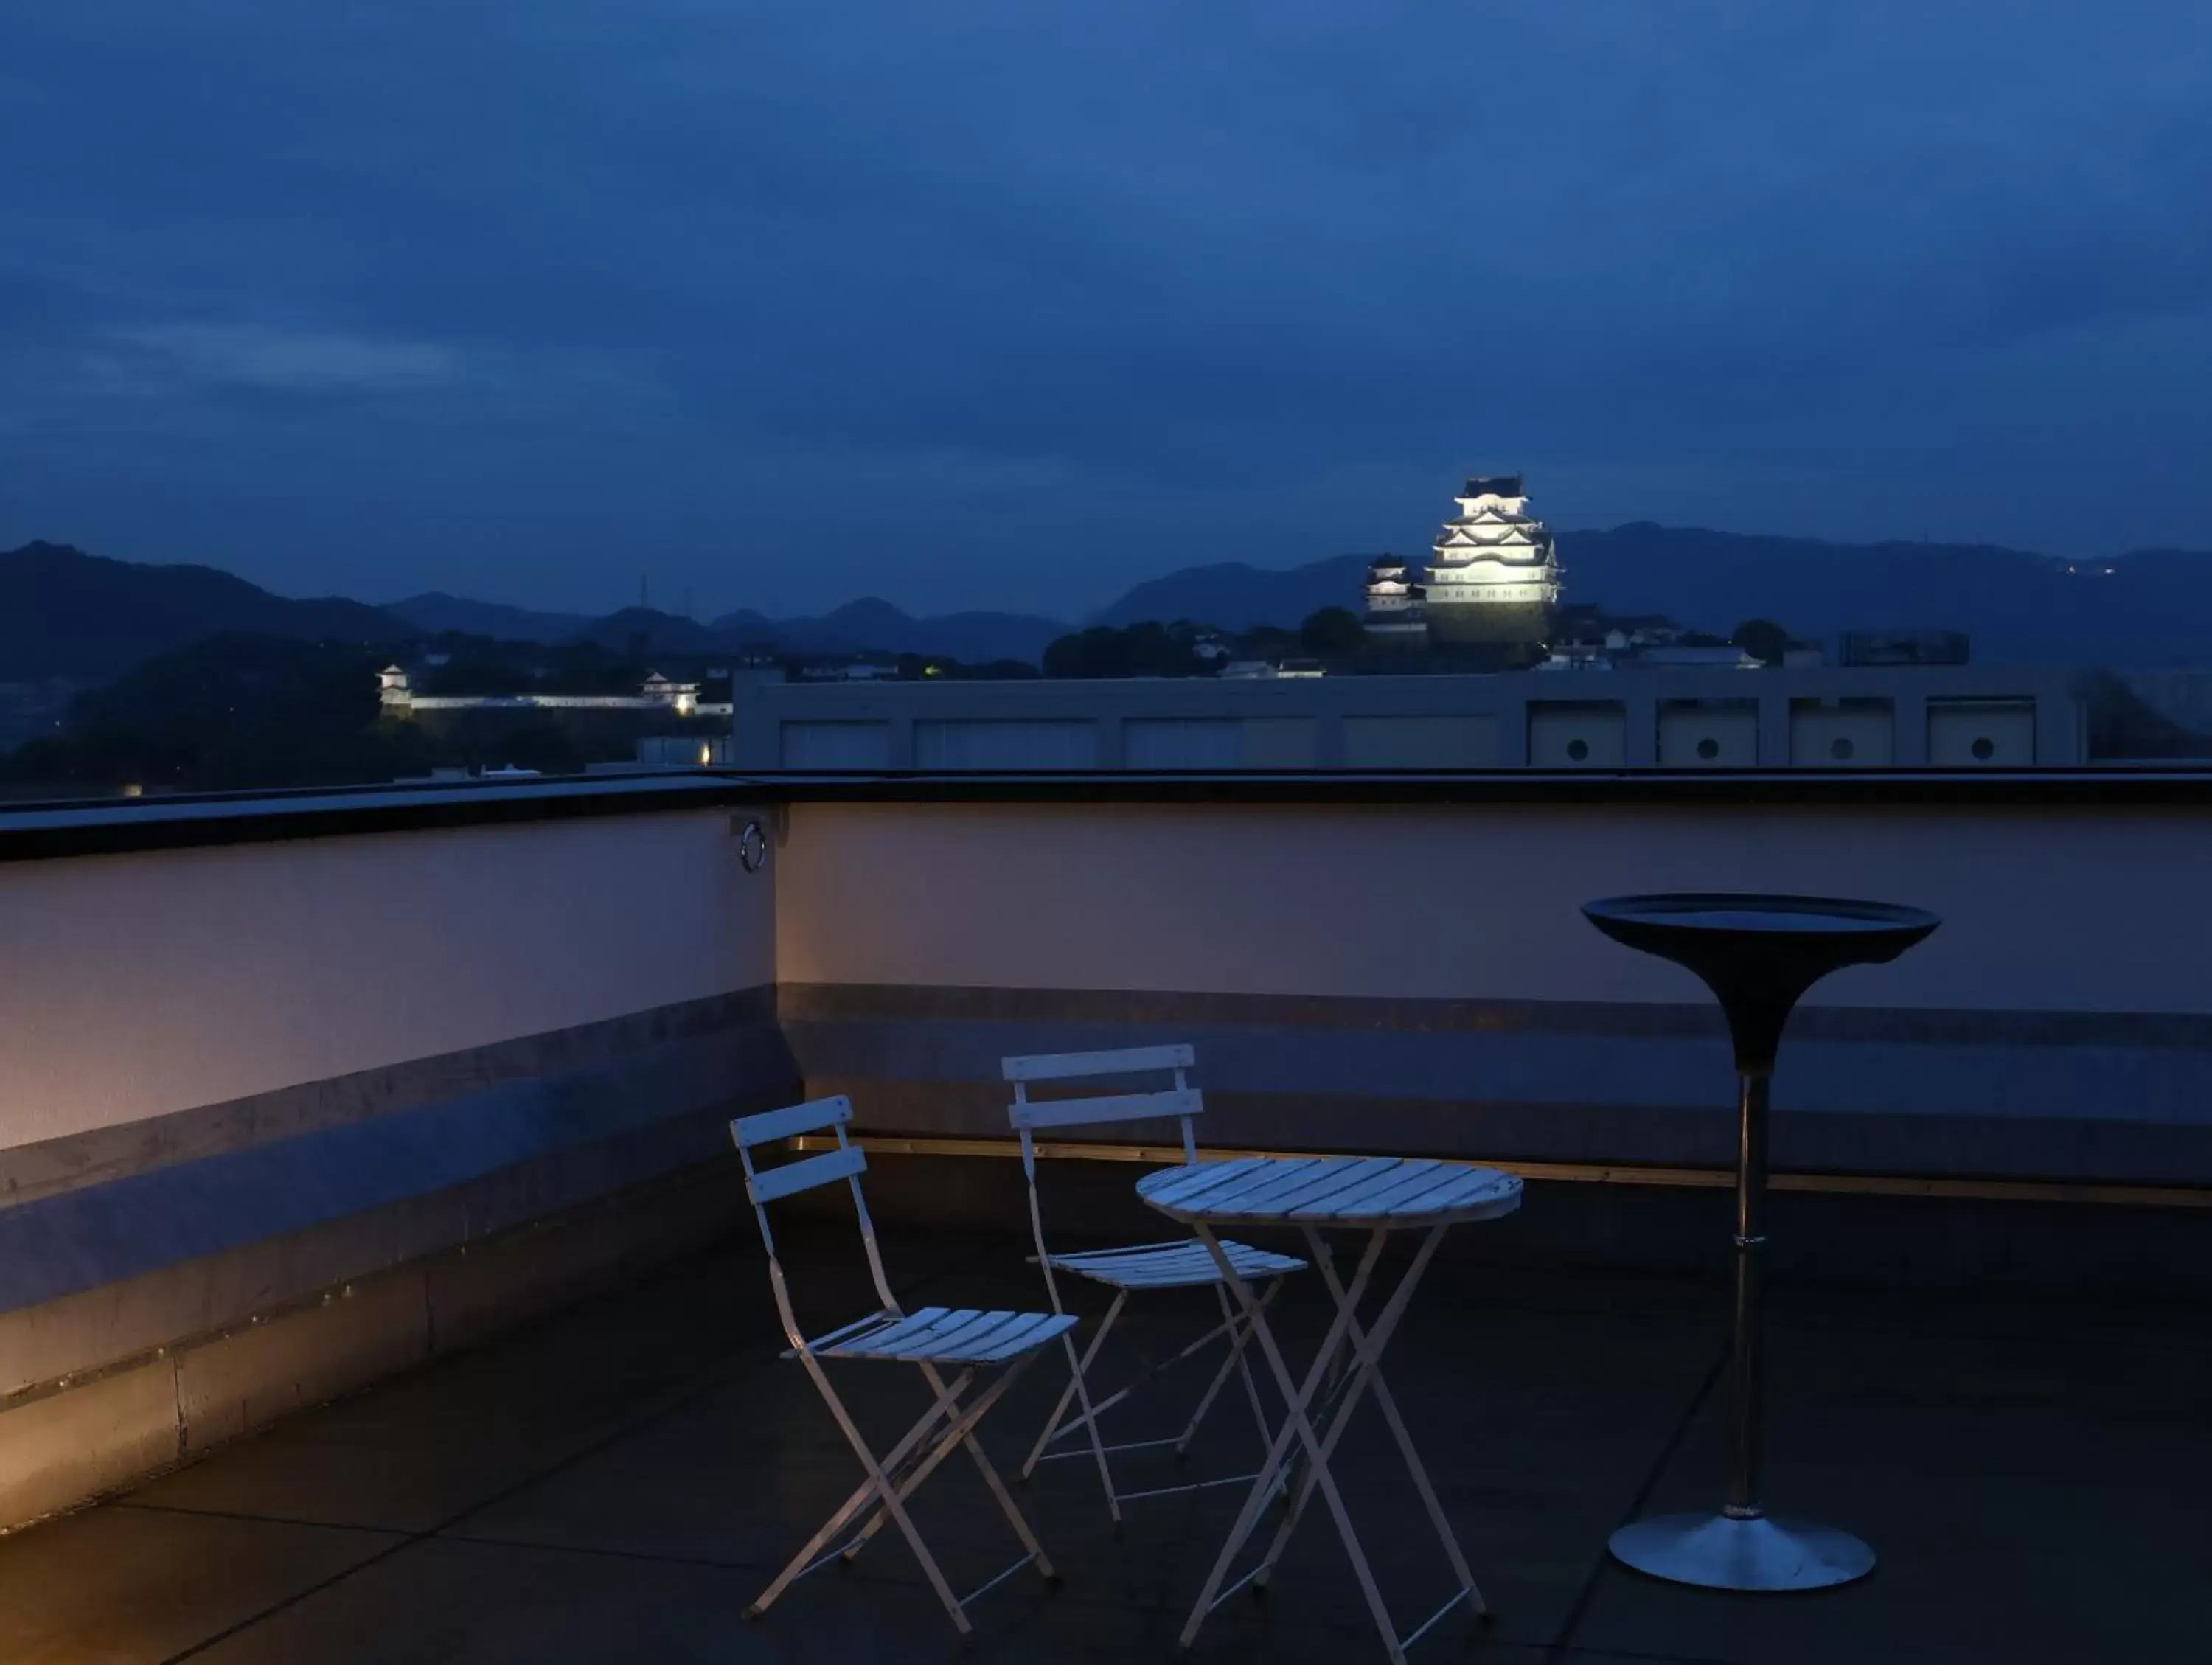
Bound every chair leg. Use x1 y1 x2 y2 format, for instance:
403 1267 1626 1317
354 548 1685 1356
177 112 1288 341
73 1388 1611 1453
1021 1290 1125 1481
1063 1313 1123 1526
1045 1300 1241 1448
1175 1278 1279 1458
835 1355 1048 1570
753 1368 976 1601
921 1358 1058 1583
756 1358 973 1633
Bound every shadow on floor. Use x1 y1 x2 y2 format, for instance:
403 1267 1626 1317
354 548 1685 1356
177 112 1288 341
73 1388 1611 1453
2 1221 2208 1664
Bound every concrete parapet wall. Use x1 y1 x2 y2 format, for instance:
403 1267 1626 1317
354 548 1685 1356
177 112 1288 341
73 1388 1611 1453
0 986 796 1530
0 807 774 1151
0 1160 750 1534
782 982 2212 1187
8 774 2212 1527
0 799 788 1532
773 799 2212 1016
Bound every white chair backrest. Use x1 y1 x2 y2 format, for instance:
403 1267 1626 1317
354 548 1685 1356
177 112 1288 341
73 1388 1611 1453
1002 1044 1202 1158
1004 1046 1203 1313
731 1094 896 1346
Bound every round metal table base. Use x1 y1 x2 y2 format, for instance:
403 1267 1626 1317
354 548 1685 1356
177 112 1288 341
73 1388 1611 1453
1609 1513 1875 1592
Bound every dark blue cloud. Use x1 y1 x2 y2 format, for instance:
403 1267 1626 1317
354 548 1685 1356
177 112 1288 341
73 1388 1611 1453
2 1 2208 616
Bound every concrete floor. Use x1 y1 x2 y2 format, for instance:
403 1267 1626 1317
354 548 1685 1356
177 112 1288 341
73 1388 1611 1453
3 1221 2208 1665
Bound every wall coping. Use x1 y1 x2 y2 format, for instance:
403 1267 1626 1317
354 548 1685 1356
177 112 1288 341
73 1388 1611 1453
8 765 2212 863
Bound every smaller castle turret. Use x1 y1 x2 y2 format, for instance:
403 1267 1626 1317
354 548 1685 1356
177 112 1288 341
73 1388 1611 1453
1362 555 1428 642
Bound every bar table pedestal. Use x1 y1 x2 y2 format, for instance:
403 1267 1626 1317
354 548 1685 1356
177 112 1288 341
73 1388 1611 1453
1582 893 1939 1593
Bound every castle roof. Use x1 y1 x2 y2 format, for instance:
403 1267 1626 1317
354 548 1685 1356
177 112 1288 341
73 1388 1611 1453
1461 473 1524 498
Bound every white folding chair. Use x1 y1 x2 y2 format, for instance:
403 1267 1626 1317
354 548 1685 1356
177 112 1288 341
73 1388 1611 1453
732 1094 1076 1637
1006 1045 1305 1527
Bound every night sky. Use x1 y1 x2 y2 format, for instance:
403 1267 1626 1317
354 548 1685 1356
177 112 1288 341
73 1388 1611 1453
4 2 2208 619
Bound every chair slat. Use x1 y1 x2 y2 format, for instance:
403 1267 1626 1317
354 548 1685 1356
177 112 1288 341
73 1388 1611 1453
733 1095 852 1150
969 1313 1078 1362
746 1144 867 1204
837 1305 954 1356
916 1310 1028 1358
1002 1045 1194 1082
1010 1087 1201 1132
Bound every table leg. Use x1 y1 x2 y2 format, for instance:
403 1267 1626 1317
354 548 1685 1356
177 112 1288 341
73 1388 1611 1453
1606 1066 1877 1591
1252 1223 1480 1621
1179 1223 1397 1656
1727 1067 1768 1520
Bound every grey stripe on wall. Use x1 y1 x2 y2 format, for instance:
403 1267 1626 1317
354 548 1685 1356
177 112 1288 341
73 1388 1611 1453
779 983 2212 1186
1 987 781 1214
1 988 797 1317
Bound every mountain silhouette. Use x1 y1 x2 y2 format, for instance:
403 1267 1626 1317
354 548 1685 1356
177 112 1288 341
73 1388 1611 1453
385 592 596 642
13 527 2212 688
1 542 406 681
712 598 1063 664
1092 556 1373 633
564 607 726 655
1090 528 2212 665
1556 525 2212 665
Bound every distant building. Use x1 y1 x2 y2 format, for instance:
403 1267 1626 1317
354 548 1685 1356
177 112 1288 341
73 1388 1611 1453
717 663 2082 770
1635 644 1763 671
379 667 729 717
640 672 695 715
1423 474 1562 647
1840 630 1971 668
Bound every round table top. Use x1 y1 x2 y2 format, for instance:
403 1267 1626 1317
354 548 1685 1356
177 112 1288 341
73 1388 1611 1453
1582 892 1939 976
1138 1155 1523 1229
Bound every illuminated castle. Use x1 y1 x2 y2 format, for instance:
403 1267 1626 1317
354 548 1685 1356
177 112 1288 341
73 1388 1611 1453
1421 473 1561 646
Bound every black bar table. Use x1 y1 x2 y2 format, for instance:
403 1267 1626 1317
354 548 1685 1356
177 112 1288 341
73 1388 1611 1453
1582 892 1939 1592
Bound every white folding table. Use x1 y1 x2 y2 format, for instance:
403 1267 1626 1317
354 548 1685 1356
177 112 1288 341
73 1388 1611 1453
1136 1155 1523 1664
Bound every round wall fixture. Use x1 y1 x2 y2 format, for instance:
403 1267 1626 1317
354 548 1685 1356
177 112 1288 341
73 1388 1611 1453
735 818 770 872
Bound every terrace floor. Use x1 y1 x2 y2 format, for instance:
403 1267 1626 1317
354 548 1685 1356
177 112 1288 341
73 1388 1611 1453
4 1217 2209 1665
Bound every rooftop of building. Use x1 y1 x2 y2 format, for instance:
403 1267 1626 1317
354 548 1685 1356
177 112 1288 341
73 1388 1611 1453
5 1219 2204 1664
1461 473 1526 498
6 772 2212 1665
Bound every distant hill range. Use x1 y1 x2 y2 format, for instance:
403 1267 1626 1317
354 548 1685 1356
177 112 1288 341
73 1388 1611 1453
707 598 1062 665
1094 555 1374 634
10 526 2212 688
1095 524 2212 667
382 590 1061 665
1558 524 2212 667
0 541 408 681
380 592 597 644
